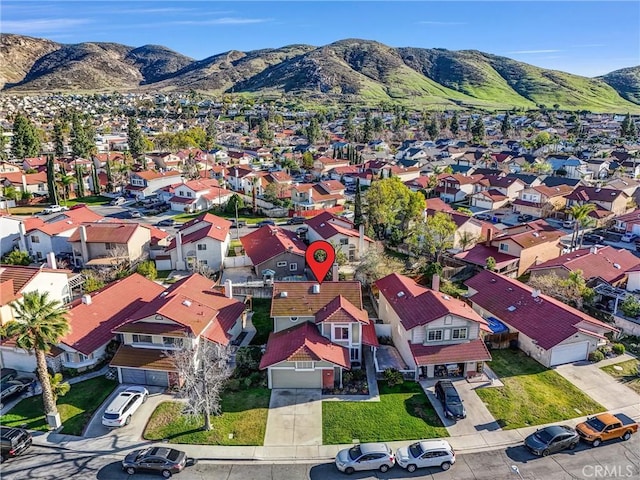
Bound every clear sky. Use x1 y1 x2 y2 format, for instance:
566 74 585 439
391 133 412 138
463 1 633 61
2 1 638 77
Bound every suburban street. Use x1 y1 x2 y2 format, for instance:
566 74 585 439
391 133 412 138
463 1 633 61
4 438 639 480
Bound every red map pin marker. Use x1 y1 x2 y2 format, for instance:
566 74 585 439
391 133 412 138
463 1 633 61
305 240 336 284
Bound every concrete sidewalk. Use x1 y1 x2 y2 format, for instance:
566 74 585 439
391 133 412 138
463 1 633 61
31 404 640 462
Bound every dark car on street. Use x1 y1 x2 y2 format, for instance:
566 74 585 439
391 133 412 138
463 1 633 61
286 216 305 225
0 378 31 401
155 219 178 227
583 233 605 244
434 380 466 420
524 425 579 456
122 446 189 478
517 214 533 222
256 219 275 227
0 427 32 462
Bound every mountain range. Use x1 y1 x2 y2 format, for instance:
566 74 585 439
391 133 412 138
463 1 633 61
1 33 639 113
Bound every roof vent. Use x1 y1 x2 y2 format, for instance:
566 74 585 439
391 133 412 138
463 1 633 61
312 284 321 294
160 291 169 298
441 294 451 300
397 291 405 298
507 305 516 312
614 263 621 269
81 294 92 305
611 192 616 195
182 299 192 307
531 289 540 298
532 232 539 237
280 291 288 298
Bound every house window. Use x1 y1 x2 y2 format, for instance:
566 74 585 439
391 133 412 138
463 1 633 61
197 244 207 251
132 334 153 343
64 352 75 363
105 242 115 250
295 361 314 371
277 261 287 267
333 326 350 341
30 235 40 243
186 191 193 197
350 348 359 361
339 238 348 246
452 328 467 339
163 337 183 347
289 263 298 271
427 329 443 342
499 243 509 252
444 315 453 325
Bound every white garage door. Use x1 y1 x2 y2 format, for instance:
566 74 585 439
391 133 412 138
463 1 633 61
1 349 37 371
550 342 589 366
271 369 322 389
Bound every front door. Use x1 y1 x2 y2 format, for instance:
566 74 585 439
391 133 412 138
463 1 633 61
323 369 334 388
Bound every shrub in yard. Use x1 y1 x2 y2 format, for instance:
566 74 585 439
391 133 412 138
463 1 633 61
378 336 393 346
383 368 404 387
225 378 242 392
612 343 625 355
589 350 605 363
234 346 263 377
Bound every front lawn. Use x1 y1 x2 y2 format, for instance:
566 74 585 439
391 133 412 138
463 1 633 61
250 298 273 345
476 349 605 429
0 376 117 435
144 387 270 445
65 195 111 206
601 359 640 395
323 382 447 444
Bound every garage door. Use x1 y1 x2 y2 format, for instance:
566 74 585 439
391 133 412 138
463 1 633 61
1 349 37 371
550 342 589 366
271 369 322 389
120 368 169 386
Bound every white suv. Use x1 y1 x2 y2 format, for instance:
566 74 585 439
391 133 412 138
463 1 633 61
41 205 68 214
396 440 455 472
101 386 148 427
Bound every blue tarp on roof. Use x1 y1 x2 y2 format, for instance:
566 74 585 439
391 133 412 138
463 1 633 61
486 316 509 334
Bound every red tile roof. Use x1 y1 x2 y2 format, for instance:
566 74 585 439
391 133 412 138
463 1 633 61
527 245 640 283
271 281 363 317
375 273 487 330
425 198 455 213
0 265 39 296
314 295 368 324
240 225 306 266
61 274 165 355
305 211 373 242
259 322 350 369
0 279 19 305
465 270 617 350
125 274 245 345
454 244 519 268
68 222 140 243
134 170 182 181
565 186 626 203
362 321 379 347
410 338 491 366
110 344 177 371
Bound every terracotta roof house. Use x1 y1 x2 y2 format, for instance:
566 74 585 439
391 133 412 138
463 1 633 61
565 186 629 217
528 245 640 287
0 264 74 325
0 214 26 256
305 212 373 261
168 178 233 213
161 213 231 272
512 184 574 219
612 208 640 234
435 174 485 203
465 270 617 367
111 274 247 386
1 171 48 197
68 222 151 268
125 170 183 198
260 281 378 389
291 182 346 211
424 209 495 252
241 226 307 279
469 189 510 210
454 220 564 276
375 273 491 380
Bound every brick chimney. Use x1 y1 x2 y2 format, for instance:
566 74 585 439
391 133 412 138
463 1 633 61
485 228 493 246
432 274 440 292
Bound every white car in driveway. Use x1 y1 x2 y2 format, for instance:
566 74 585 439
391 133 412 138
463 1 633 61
41 205 68 214
396 440 455 472
621 233 638 243
102 386 148 427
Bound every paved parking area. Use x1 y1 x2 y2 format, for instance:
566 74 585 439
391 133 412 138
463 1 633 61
421 379 501 436
264 389 322 446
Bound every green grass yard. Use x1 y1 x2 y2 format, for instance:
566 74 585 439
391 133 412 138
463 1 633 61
65 195 111 206
322 382 447 444
250 298 273 345
144 387 270 445
476 350 605 429
601 359 640 395
0 377 117 436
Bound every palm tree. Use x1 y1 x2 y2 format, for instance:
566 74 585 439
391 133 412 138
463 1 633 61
457 231 478 251
7 291 70 426
567 203 597 248
56 170 74 206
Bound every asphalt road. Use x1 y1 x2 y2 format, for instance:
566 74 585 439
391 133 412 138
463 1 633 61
5 437 639 480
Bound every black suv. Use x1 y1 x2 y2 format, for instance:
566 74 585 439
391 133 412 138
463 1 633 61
1 427 32 462
434 380 466 420
286 216 305 225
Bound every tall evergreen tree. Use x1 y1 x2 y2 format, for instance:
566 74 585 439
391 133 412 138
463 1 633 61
501 112 512 138
75 164 85 198
305 117 321 144
204 116 217 151
46 155 59 205
450 111 459 137
11 114 41 159
257 118 274 144
53 121 65 158
127 117 145 163
621 113 638 140
0 126 7 161
105 158 114 193
91 163 100 195
465 116 473 140
427 117 439 140
70 114 93 160
361 111 374 143
471 117 485 143
353 178 364 228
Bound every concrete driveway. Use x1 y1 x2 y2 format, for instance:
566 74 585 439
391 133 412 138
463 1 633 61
554 354 640 413
422 379 501 436
263 389 322 446
83 385 171 440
